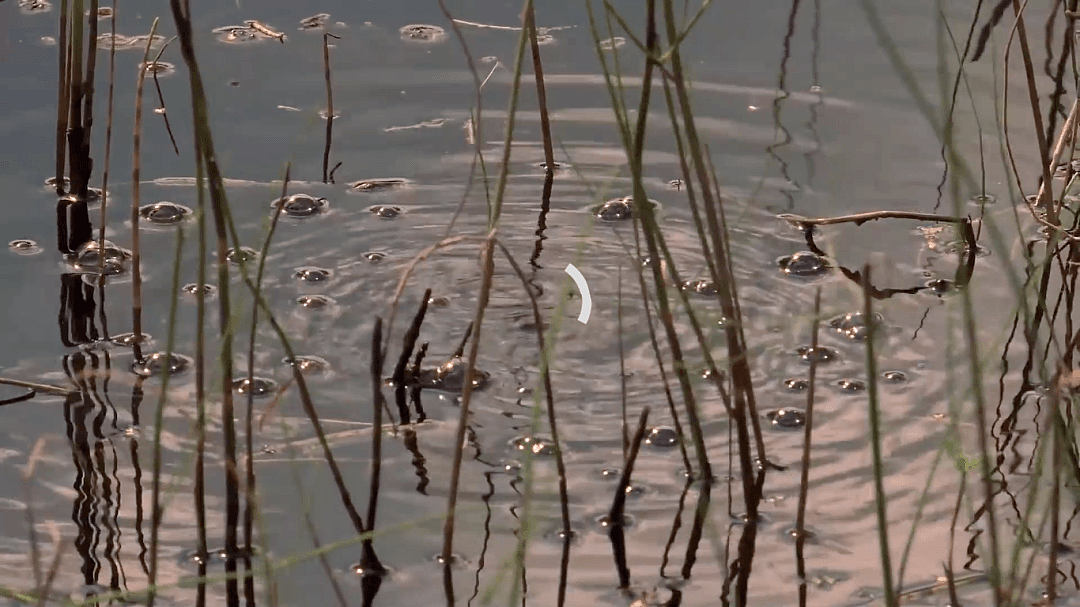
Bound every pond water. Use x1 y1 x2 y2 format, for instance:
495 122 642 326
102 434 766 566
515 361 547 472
0 0 1069 606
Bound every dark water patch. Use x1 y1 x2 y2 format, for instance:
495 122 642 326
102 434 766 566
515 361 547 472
232 377 278 397
293 266 332 283
829 311 883 341
778 251 829 277
835 379 866 393
132 352 192 378
598 37 625 50
399 24 448 44
510 435 558 457
283 355 330 375
181 283 216 298
363 251 387 263
881 370 907 383
8 239 41 255
226 247 258 264
349 178 412 192
111 332 151 348
296 294 335 309
18 0 51 14
783 378 809 392
139 201 191 224
298 13 330 30
796 345 839 364
645 427 679 448
765 407 805 430
140 61 175 77
368 205 403 219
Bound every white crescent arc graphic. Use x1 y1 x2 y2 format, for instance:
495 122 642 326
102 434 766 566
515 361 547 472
564 263 592 324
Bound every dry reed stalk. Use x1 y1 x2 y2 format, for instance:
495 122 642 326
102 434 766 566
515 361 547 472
130 20 159 362
150 37 180 156
524 5 555 173
441 230 496 565
192 142 208 607
97 0 117 270
1010 0 1056 220
322 32 337 183
55 0 70 195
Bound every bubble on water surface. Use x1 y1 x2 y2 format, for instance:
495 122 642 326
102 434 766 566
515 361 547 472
141 61 175 76
783 378 809 392
536 160 569 172
829 311 883 341
19 0 51 14
796 345 838 364
765 407 805 430
363 251 386 263
283 355 330 375
599 36 625 50
368 205 403 219
882 370 907 383
111 332 151 347
428 294 450 307
296 294 334 309
645 427 680 448
543 527 580 545
9 239 41 255
925 278 955 296
350 562 391 577
232 377 278 397
778 251 829 277
400 24 447 43
969 194 997 206
132 352 192 377
595 512 635 529
418 357 490 392
272 194 327 218
593 196 659 221
179 546 255 567
349 178 412 192
668 179 684 190
510 436 558 456
430 553 469 568
782 526 817 543
139 201 191 224
293 266 332 283
298 13 330 30
182 283 216 297
226 247 258 264
680 279 717 297
835 379 866 392
94 6 112 18
73 240 130 272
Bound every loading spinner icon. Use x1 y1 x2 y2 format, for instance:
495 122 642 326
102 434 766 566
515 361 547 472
564 263 592 324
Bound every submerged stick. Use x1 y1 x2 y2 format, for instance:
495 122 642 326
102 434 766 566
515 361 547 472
321 32 338 183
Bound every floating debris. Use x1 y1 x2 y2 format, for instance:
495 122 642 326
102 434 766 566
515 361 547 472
140 61 175 76
19 0 52 14
298 13 330 30
399 24 447 43
599 36 625 50
350 178 412 192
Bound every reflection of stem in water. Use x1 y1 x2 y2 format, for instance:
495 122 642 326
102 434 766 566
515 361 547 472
364 318 387 575
466 471 496 607
766 0 801 211
609 408 650 588
402 429 429 495
794 290 820 607
658 477 692 579
802 0 822 189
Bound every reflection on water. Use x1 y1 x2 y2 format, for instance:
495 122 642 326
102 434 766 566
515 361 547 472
2 0 1080 605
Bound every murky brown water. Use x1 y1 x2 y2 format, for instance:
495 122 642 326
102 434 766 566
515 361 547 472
0 1 1071 605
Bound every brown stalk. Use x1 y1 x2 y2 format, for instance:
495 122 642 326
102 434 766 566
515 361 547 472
362 318 387 575
97 0 117 271
130 20 159 362
23 439 46 595
322 32 338 183
55 0 70 195
1009 0 1056 221
523 4 555 174
149 37 180 156
392 291 432 425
